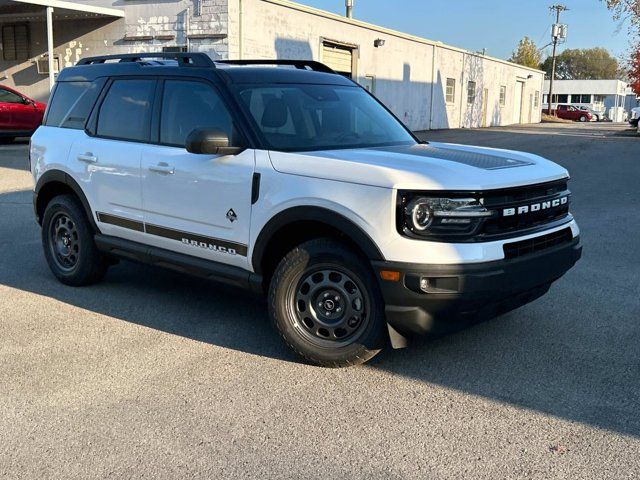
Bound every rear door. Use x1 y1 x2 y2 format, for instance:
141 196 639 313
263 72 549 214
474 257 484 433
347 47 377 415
140 78 255 269
68 78 155 242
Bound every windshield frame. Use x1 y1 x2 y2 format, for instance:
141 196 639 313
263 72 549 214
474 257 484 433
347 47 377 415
229 82 420 152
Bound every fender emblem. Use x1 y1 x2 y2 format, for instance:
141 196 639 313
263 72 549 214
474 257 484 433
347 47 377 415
226 209 237 223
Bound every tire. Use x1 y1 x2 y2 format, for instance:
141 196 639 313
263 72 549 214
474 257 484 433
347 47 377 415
579 115 587 122
269 238 387 367
41 194 108 286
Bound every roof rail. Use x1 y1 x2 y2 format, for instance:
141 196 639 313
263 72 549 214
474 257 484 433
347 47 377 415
218 59 335 74
76 52 215 67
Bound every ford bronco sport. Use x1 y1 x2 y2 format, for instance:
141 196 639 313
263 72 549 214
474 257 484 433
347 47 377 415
31 53 581 367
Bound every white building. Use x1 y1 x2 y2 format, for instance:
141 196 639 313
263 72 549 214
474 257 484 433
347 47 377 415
542 79 628 122
0 0 545 131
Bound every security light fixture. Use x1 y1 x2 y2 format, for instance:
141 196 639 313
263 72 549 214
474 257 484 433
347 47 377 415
374 38 385 48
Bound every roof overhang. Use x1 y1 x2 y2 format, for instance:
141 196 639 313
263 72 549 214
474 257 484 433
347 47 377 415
0 0 124 20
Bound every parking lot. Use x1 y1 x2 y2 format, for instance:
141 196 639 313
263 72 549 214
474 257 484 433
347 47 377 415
1 122 638 479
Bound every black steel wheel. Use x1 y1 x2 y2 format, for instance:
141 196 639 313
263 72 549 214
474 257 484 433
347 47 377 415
269 238 387 367
41 195 107 286
48 212 80 271
291 267 370 347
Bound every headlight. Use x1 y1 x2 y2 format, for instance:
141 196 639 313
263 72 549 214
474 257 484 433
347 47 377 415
400 194 496 239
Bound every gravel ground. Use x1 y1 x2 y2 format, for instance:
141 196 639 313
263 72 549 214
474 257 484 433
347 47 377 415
1 123 638 479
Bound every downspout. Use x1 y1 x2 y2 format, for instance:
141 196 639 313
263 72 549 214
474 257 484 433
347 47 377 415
186 7 190 51
458 52 466 128
428 43 436 130
238 0 243 59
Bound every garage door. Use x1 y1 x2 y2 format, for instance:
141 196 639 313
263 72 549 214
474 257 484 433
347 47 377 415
322 42 353 78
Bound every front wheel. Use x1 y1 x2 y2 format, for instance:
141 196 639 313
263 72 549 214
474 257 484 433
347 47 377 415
269 238 387 367
579 115 587 122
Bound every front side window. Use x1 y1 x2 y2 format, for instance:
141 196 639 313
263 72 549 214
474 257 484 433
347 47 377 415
160 80 233 147
97 79 155 142
235 84 415 152
0 88 24 104
45 79 105 129
445 78 455 104
467 81 476 104
499 86 506 106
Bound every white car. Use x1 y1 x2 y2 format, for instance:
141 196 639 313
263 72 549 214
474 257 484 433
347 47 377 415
30 53 582 367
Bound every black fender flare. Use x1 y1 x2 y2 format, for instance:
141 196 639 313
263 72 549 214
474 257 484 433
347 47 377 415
34 169 100 232
251 206 385 273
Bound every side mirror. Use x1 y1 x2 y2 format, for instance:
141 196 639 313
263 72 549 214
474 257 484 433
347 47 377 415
185 128 244 155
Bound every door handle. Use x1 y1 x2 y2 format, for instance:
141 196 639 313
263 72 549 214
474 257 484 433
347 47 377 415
148 163 175 175
77 153 97 163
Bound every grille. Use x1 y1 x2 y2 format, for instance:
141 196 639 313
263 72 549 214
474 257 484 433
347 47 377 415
503 227 573 259
480 179 570 238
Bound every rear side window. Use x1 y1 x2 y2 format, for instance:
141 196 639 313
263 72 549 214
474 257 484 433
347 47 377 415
97 79 155 142
45 79 105 129
160 80 233 147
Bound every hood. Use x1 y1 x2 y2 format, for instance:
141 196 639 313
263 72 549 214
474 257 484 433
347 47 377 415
268 142 569 191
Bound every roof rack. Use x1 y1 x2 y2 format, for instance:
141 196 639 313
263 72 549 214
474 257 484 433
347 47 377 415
217 59 335 74
76 52 215 67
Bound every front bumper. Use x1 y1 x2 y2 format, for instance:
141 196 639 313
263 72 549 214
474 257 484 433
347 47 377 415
372 235 582 337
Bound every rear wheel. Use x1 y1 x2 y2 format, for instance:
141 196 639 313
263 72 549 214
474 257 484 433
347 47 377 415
41 194 108 286
269 238 387 367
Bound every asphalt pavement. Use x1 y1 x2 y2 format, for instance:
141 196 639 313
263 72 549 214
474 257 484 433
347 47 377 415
1 123 639 479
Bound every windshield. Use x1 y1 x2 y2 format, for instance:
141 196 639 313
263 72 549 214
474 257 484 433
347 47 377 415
235 84 416 151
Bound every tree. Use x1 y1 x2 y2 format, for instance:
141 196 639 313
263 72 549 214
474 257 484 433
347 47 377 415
540 48 620 79
509 37 542 69
629 46 640 95
603 0 640 28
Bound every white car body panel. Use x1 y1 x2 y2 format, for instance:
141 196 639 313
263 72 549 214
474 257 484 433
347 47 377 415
140 145 255 269
267 142 568 191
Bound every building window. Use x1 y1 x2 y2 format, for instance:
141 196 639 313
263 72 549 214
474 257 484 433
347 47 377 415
162 46 188 53
534 91 540 107
2 24 29 61
467 81 476 104
499 85 506 106
572 94 591 103
445 78 456 104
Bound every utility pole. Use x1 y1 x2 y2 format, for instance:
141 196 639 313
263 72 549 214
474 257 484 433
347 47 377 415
546 4 568 115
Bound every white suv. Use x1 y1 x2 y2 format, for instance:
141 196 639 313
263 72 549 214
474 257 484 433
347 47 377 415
31 53 581 367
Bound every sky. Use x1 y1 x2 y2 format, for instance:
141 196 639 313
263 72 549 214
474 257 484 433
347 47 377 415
294 0 632 61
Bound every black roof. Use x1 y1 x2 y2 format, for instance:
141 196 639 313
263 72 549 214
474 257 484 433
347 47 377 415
57 53 354 87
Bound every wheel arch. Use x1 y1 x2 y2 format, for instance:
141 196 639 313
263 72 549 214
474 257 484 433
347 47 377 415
34 170 99 232
252 206 384 283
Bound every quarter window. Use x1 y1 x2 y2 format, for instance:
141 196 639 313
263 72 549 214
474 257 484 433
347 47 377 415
45 79 105 129
467 81 476 104
445 78 456 104
160 80 234 147
499 85 506 106
96 79 155 142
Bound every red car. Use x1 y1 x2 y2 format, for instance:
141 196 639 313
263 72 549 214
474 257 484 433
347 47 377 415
0 85 46 142
554 104 592 122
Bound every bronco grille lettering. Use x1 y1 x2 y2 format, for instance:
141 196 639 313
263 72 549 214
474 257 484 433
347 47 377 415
503 196 568 217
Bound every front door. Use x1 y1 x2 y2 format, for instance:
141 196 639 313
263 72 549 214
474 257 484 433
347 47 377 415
140 79 255 269
0 87 30 131
514 81 524 124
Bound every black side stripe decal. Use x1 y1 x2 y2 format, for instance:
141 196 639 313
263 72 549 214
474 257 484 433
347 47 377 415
96 212 144 232
96 212 248 257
